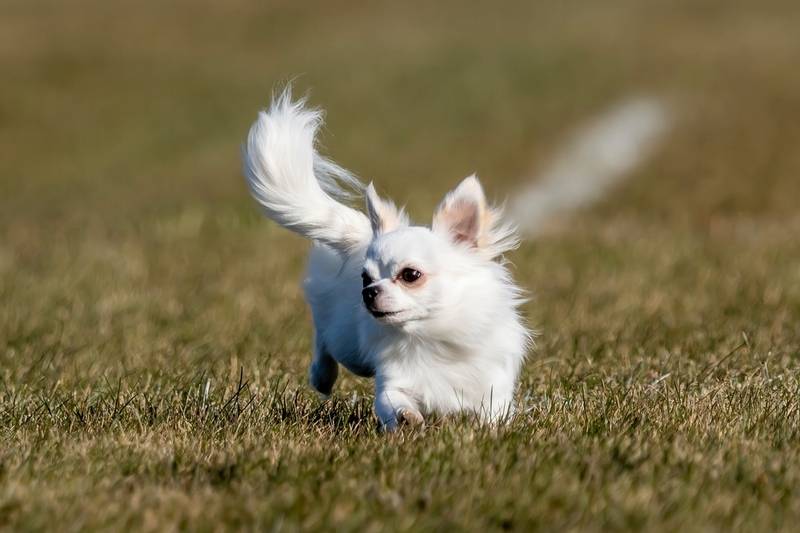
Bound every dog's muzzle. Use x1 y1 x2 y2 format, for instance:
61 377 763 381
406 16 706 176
362 286 396 318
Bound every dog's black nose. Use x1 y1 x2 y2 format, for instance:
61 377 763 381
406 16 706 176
362 286 380 306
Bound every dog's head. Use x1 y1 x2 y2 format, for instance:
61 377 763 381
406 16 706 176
360 175 518 327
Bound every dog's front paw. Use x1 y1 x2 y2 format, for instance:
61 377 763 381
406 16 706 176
397 407 425 428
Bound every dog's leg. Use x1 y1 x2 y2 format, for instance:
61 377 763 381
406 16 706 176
374 388 424 431
477 383 515 424
309 341 338 397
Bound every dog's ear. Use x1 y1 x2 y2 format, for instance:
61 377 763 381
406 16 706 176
365 183 406 234
432 175 488 248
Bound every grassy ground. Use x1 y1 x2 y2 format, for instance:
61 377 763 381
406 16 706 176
2 0 800 530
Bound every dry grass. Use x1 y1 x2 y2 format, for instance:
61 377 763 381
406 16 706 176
1 0 799 530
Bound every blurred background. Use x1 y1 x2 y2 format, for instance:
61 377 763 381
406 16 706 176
2 0 799 382
2 1 800 529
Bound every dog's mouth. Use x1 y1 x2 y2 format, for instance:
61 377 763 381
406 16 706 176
367 308 425 324
369 309 399 319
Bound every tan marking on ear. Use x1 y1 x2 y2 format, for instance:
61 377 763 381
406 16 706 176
376 207 405 234
365 182 407 234
440 200 481 245
477 206 494 248
432 175 489 247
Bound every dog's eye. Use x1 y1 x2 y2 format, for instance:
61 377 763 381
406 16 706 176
361 272 372 287
400 268 422 283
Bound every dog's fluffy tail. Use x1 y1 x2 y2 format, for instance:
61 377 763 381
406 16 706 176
243 90 371 254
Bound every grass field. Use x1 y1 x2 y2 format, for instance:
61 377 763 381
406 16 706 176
2 0 800 530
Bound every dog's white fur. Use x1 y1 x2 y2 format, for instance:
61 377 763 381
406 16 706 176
243 90 530 430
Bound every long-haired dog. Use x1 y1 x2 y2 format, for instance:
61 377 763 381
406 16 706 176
243 90 530 430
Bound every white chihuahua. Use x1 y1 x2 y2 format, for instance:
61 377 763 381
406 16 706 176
243 91 530 430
